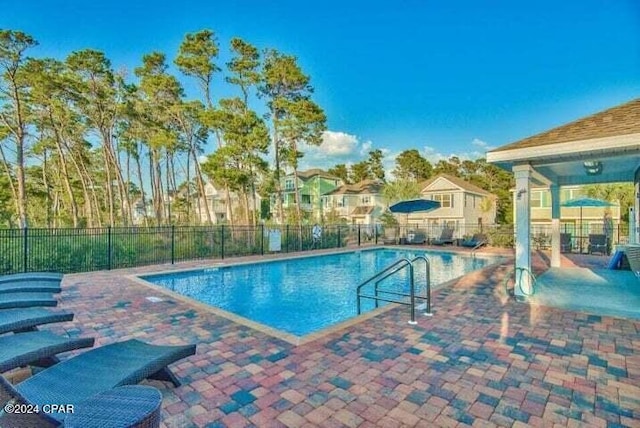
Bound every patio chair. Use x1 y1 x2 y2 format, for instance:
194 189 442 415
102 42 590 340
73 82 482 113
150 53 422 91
588 234 607 255
0 339 196 426
0 331 95 373
460 233 487 248
560 233 573 253
0 292 57 310
0 308 74 335
431 228 454 245
406 231 427 245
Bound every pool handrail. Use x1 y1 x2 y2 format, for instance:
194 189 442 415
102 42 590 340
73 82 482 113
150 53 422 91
356 256 432 324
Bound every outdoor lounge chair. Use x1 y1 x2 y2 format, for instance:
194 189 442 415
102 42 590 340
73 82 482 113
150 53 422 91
588 234 607 255
560 233 573 253
0 272 63 295
0 339 196 426
0 281 61 295
461 233 487 248
406 231 427 244
431 228 454 245
0 308 73 335
0 292 57 309
0 331 95 373
0 272 63 284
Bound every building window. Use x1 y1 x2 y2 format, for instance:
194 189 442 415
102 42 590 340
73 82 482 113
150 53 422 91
302 195 311 204
362 195 370 205
531 191 543 208
433 193 453 208
285 179 294 191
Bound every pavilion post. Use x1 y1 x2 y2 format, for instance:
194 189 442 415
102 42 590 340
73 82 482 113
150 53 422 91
513 164 533 298
550 183 561 267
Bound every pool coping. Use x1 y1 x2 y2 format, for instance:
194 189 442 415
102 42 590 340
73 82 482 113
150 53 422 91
129 246 511 346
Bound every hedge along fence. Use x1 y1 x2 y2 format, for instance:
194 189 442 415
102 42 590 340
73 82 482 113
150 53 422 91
0 223 547 275
0 225 358 275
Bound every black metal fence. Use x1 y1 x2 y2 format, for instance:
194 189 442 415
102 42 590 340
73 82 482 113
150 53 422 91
0 222 629 275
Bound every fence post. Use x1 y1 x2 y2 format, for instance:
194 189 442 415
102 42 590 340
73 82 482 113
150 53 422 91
107 226 112 271
358 225 361 247
22 227 28 273
261 224 265 255
171 225 175 264
375 225 378 244
221 225 225 259
285 225 289 253
337 226 341 248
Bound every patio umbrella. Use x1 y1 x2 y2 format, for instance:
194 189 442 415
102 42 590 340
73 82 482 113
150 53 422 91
389 199 441 214
561 197 614 236
389 199 441 238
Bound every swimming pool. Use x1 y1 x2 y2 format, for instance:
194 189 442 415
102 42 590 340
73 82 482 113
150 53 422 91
141 249 502 338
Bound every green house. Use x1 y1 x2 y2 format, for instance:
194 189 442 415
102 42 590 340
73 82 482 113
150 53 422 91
271 169 342 222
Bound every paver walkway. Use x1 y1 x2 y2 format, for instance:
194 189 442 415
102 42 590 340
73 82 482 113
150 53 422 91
40 249 640 427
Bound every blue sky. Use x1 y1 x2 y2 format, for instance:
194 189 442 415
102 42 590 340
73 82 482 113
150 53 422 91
3 0 640 173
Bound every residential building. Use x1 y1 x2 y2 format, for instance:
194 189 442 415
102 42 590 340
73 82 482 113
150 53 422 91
198 182 262 224
272 169 342 222
322 180 386 225
517 185 621 233
409 174 497 236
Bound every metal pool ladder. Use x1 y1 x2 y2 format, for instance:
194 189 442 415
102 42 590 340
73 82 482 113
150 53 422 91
356 256 432 325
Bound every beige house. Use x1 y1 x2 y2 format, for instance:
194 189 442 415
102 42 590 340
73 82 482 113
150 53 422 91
198 182 262 224
321 180 385 225
523 185 621 229
407 174 497 236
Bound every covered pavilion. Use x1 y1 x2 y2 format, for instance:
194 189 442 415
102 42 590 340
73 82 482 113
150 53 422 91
487 97 640 296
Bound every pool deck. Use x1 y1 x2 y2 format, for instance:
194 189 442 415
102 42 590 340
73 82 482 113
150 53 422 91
28 246 640 427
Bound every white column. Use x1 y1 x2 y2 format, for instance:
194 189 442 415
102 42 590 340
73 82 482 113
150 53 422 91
513 164 533 298
550 184 561 267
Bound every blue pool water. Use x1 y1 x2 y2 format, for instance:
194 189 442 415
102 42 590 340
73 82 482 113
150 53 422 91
142 249 502 337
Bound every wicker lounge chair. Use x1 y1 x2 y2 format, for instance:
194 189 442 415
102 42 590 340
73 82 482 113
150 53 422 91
0 292 57 310
0 272 63 284
0 281 61 295
406 231 427 244
0 308 73 335
0 339 196 426
461 233 487 248
432 228 454 245
0 331 94 373
0 272 63 295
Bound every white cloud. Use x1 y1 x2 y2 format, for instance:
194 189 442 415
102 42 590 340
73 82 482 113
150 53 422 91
300 130 374 170
316 131 359 156
422 138 493 164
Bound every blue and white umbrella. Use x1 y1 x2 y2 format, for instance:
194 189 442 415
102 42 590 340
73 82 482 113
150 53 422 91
561 197 614 233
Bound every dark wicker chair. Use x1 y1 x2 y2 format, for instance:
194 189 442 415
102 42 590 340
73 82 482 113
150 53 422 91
406 231 427 244
1 339 196 426
0 331 95 373
560 233 573 253
0 292 57 310
588 234 607 255
0 308 74 335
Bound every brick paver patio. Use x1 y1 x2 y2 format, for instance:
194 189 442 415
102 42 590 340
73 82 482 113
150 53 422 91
33 248 640 427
